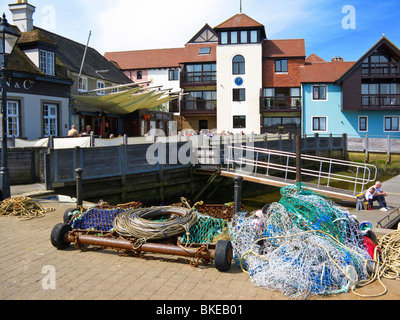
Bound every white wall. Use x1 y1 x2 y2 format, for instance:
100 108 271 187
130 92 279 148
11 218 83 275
7 92 70 140
216 43 262 134
148 68 181 93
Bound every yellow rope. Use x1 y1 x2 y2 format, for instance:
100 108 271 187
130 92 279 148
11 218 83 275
0 196 55 221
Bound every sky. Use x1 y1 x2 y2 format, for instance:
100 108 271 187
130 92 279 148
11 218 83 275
1 0 400 62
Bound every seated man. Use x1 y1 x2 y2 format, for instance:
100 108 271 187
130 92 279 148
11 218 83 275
372 181 390 212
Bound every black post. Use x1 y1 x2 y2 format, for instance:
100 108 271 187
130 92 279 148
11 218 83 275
234 176 243 214
296 135 302 183
75 168 83 207
0 66 10 200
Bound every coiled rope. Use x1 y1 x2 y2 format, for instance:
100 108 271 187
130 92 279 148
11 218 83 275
113 204 198 247
352 229 400 298
0 196 55 221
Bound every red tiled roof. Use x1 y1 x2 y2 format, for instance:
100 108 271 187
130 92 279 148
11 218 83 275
305 53 326 63
263 39 306 58
104 43 217 70
300 60 355 83
214 13 264 29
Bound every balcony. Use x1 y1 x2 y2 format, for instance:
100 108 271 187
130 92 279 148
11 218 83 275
260 95 302 112
362 62 400 78
180 71 217 87
362 94 400 109
181 99 216 115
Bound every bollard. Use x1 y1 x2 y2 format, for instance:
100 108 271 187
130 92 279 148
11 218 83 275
75 168 83 207
234 176 244 214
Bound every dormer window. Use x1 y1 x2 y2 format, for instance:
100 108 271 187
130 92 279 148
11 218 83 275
219 29 260 45
39 49 55 76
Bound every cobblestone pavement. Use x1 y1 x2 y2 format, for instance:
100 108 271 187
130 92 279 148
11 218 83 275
0 200 399 301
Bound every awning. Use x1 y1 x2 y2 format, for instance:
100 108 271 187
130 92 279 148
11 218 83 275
71 86 179 115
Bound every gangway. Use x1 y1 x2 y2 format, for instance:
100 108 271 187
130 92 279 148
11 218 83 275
221 145 378 202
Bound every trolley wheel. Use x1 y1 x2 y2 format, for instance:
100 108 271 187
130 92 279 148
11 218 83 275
51 223 72 250
214 240 233 272
63 208 79 223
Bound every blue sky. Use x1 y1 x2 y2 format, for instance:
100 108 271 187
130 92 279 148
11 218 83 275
1 0 400 62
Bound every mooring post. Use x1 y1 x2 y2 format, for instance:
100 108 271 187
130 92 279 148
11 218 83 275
75 168 83 207
234 176 244 214
296 135 302 183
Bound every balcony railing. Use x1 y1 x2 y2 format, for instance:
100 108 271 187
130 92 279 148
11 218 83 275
260 96 302 112
180 71 217 86
362 94 400 108
362 62 400 77
181 99 216 114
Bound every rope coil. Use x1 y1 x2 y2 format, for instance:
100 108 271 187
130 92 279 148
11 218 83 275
0 196 55 221
112 206 198 245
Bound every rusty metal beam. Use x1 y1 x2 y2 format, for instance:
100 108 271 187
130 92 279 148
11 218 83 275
65 233 215 259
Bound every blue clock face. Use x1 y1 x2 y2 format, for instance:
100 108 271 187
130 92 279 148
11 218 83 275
235 77 244 86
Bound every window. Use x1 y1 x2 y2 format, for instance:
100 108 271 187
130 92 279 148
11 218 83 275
233 55 245 75
312 85 327 100
111 85 119 93
263 117 301 128
384 116 400 132
39 50 55 76
275 59 288 73
78 77 88 92
233 89 246 101
169 69 179 81
137 71 142 80
198 47 211 55
359 116 368 132
230 31 238 44
250 30 258 43
312 117 327 132
221 32 228 44
43 104 58 137
233 116 246 129
97 81 105 95
220 30 259 44
6 101 19 137
240 31 248 43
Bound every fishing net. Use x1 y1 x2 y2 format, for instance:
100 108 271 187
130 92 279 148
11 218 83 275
71 207 124 232
231 182 372 299
179 214 230 244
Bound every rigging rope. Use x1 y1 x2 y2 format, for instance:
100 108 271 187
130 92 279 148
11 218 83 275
0 196 55 221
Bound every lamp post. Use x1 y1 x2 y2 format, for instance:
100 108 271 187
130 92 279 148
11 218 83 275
0 13 20 200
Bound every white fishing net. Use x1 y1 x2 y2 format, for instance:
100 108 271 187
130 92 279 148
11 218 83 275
231 183 372 299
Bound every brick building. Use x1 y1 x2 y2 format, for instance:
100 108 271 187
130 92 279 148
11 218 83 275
106 13 305 135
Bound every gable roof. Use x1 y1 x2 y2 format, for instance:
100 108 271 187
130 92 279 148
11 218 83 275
214 13 264 29
337 36 400 83
263 39 306 58
305 53 326 63
300 60 355 83
187 24 218 44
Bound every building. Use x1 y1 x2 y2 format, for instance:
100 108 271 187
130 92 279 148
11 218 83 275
105 13 305 135
5 0 134 139
301 36 400 138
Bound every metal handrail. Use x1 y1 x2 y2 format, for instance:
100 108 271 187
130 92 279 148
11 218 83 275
225 145 378 195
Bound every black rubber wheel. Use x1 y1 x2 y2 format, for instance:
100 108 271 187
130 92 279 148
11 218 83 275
51 223 72 250
214 240 233 272
365 230 378 245
63 208 79 223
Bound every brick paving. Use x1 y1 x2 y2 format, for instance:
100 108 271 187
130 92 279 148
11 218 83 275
1 199 399 301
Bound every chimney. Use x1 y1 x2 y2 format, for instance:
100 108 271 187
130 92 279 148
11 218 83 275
8 0 36 32
331 56 344 62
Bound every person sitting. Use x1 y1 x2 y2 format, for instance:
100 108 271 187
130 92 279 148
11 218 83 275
67 125 79 137
371 181 390 212
365 186 375 210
